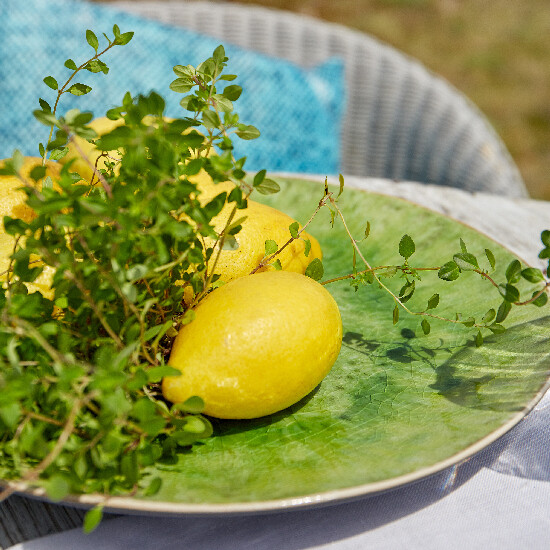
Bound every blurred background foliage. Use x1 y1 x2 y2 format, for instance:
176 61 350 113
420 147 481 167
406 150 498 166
99 0 550 199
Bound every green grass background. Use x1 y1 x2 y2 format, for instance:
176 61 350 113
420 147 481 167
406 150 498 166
97 0 550 200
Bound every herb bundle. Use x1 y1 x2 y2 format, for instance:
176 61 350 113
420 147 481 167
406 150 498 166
0 27 548 532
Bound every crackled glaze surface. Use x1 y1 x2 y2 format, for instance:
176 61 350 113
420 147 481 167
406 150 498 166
139 178 550 506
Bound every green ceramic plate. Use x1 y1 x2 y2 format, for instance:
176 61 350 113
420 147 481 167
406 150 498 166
13 177 550 513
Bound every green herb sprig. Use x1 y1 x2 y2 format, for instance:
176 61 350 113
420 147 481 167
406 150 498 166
251 176 549 345
0 32 272 529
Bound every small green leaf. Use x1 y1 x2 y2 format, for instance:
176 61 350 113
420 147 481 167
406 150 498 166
0 403 21 429
254 178 280 195
43 76 58 90
541 230 550 247
427 293 440 310
453 252 479 271
84 59 109 74
272 259 283 271
38 99 51 115
364 221 371 239
211 95 233 112
29 165 47 181
459 238 468 253
521 267 545 283
421 318 430 335
438 261 460 281
144 477 162 497
253 169 266 187
49 147 69 161
147 366 182 383
498 283 520 303
482 309 496 324
398 281 415 303
183 416 209 434
86 29 99 51
68 83 92 96
392 304 399 325
169 78 194 93
304 239 312 257
461 317 476 327
3 216 28 236
475 330 483 347
172 396 205 414
45 475 71 502
64 59 78 70
485 248 496 270
223 85 242 101
532 290 548 307
399 234 415 259
289 222 300 239
488 323 506 334
305 258 324 281
264 239 278 256
235 124 260 140
114 31 134 46
338 174 345 197
180 309 196 326
505 259 522 283
379 266 397 278
83 506 104 534
496 300 512 322
222 235 239 251
33 109 58 127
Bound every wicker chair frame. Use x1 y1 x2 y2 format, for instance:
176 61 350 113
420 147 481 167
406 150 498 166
111 0 528 197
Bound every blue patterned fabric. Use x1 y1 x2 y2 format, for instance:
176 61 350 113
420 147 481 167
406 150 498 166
0 0 345 175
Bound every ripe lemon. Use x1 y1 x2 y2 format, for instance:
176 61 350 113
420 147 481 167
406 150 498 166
162 271 342 419
190 171 322 283
0 157 61 298
60 116 188 182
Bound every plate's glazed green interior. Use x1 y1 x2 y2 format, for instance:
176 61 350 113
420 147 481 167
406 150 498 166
129 177 550 507
5 176 537 512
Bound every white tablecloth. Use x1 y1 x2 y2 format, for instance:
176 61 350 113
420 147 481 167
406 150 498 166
11 389 550 549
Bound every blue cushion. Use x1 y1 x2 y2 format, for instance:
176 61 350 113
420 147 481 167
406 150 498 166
0 0 345 174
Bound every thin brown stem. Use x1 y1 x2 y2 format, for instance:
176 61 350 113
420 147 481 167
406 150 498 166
325 194 490 328
66 134 113 198
250 194 330 275
515 281 550 306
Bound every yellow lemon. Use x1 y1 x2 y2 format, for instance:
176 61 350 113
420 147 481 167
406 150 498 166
162 271 342 419
0 157 61 298
60 116 190 182
190 171 322 283
0 156 62 223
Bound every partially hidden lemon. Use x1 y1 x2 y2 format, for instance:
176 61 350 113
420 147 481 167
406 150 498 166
0 157 61 298
59 116 124 181
59 116 184 182
190 171 322 283
162 271 342 419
